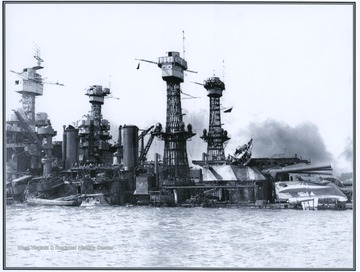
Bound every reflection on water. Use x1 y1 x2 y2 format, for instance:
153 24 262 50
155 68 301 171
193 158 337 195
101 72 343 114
5 205 353 268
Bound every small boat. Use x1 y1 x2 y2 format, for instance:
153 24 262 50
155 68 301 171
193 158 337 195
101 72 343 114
79 193 108 206
81 197 101 206
27 196 82 207
275 181 348 210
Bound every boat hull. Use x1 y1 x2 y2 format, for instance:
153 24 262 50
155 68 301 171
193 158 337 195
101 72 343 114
275 181 348 210
27 198 82 207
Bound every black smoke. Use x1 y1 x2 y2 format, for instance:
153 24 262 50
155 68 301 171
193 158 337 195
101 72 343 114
238 119 333 165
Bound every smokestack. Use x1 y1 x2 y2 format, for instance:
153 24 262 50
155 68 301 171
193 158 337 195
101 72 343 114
65 125 78 169
123 125 139 170
118 125 122 147
117 125 123 164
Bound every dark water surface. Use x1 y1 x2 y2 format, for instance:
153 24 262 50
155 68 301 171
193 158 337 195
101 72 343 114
5 204 353 269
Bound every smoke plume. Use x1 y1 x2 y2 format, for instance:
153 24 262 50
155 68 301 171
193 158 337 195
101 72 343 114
333 137 353 175
237 119 333 165
339 137 353 162
184 109 208 162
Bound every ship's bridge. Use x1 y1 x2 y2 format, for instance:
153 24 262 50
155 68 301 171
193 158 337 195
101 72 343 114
158 51 187 82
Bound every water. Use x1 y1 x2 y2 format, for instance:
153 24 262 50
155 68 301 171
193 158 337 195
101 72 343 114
5 204 354 269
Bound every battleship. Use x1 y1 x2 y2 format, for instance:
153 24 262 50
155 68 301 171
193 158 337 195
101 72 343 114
5 50 352 210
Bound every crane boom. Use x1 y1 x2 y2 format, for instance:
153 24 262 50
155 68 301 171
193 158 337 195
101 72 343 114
13 110 43 150
138 125 154 140
137 125 157 164
138 133 155 164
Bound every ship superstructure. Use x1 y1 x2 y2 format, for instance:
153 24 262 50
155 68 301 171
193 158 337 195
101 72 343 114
153 52 195 186
61 85 139 205
12 50 44 127
78 85 112 164
200 77 230 162
6 50 59 177
62 85 116 168
6 47 350 209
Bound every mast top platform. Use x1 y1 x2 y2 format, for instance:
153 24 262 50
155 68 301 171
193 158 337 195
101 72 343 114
204 77 225 97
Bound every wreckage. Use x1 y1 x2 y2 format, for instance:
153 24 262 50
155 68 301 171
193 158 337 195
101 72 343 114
5 50 352 209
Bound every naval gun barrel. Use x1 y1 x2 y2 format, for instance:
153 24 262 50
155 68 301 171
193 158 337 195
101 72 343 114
265 164 332 178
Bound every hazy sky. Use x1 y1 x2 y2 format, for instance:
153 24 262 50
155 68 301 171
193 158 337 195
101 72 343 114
5 3 354 172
